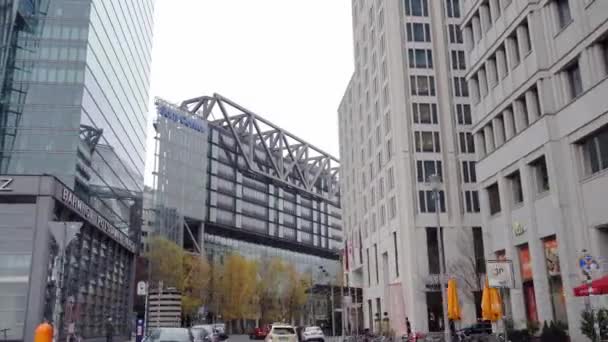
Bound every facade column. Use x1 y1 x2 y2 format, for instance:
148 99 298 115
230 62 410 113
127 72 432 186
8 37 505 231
486 59 498 87
480 4 492 33
506 36 520 69
525 89 540 123
484 124 495 153
493 116 506 146
503 108 516 140
476 131 487 158
516 25 531 56
472 15 482 43
496 47 508 79
469 77 480 104
464 25 474 51
489 0 501 21
478 68 488 98
513 98 528 133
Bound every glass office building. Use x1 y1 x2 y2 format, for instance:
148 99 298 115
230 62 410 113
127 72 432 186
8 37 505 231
0 0 154 230
152 96 343 280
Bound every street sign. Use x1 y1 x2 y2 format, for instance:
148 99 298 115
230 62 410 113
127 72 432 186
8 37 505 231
487 260 514 288
579 254 599 276
137 281 147 296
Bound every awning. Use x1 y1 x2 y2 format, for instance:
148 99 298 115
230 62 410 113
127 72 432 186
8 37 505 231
573 276 608 296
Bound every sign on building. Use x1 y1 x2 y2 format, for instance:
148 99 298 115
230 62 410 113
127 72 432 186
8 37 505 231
486 260 514 288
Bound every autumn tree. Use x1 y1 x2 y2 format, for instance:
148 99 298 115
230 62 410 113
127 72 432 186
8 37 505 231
218 253 259 331
182 252 211 322
146 236 184 289
281 263 311 323
256 256 286 324
146 236 211 324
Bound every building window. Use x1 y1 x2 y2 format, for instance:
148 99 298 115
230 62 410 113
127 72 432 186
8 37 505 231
377 151 383 171
419 190 446 213
386 139 393 160
379 178 385 199
380 205 387 226
580 126 608 176
374 244 379 284
530 156 550 192
384 111 392 132
366 248 371 285
411 75 436 96
565 60 583 99
508 171 524 204
376 125 382 145
464 190 481 213
388 167 395 189
456 104 472 125
473 227 485 273
446 0 461 18
406 22 432 42
393 232 400 277
448 24 464 44
413 103 439 124
487 183 501 215
415 131 441 152
462 161 477 183
408 49 433 69
405 0 429 16
556 0 572 29
426 227 443 274
451 50 467 70
416 160 443 183
389 196 397 219
601 38 608 76
459 132 476 154
453 77 469 97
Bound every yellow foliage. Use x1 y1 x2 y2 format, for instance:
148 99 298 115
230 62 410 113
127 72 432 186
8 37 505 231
145 236 184 289
218 253 259 321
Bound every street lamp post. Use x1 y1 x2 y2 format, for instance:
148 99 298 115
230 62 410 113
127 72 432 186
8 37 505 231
429 174 450 342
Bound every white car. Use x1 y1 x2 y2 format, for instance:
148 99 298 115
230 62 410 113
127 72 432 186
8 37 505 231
265 324 297 342
302 326 324 342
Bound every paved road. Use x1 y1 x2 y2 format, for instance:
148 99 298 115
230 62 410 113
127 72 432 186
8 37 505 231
229 335 251 342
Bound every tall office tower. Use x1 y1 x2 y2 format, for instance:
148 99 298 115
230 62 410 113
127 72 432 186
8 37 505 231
338 0 485 335
461 0 608 339
0 0 154 230
0 1 154 341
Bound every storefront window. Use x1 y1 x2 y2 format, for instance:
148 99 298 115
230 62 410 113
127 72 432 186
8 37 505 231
518 244 538 322
495 250 512 319
544 237 568 325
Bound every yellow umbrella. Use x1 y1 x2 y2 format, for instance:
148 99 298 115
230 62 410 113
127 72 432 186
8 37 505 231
481 277 503 322
447 278 461 320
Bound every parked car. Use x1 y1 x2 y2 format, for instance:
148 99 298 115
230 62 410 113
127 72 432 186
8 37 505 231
455 321 492 340
301 326 324 342
144 328 193 342
265 324 297 342
191 325 228 342
250 326 271 340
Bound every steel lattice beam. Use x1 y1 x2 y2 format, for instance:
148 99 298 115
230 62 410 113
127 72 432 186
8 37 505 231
180 93 340 203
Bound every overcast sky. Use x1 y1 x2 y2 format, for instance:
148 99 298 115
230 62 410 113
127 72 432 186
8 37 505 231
145 0 354 184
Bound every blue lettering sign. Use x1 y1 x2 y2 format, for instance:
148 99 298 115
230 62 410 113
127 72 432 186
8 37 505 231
156 103 207 133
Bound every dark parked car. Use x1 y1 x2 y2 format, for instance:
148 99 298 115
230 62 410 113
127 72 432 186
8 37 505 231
456 322 492 340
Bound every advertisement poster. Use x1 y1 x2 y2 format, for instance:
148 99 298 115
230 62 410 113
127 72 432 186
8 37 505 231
519 245 533 281
544 238 561 276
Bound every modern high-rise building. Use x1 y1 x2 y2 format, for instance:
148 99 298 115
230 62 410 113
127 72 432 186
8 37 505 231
338 0 485 335
0 0 154 229
151 95 344 327
0 1 154 341
461 0 608 339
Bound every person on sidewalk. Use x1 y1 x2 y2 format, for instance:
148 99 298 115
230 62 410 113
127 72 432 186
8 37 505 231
105 317 114 342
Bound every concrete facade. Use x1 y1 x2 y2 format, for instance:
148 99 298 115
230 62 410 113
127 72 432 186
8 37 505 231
462 0 608 339
338 0 484 335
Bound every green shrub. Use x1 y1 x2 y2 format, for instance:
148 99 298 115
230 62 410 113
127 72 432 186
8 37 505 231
581 308 608 341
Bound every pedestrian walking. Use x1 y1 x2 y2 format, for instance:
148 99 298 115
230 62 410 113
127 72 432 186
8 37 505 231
105 317 114 342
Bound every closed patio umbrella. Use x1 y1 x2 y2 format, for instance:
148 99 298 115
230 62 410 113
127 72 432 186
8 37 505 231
447 278 461 321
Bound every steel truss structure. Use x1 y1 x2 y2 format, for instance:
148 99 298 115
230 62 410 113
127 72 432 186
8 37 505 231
180 93 340 204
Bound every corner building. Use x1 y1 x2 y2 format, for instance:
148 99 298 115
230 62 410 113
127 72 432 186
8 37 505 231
461 0 608 339
339 0 485 335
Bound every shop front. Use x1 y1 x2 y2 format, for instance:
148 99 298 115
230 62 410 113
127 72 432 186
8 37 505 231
0 175 137 342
